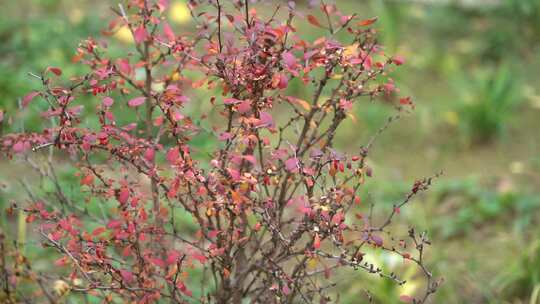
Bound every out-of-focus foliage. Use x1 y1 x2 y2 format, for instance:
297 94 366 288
454 64 522 144
0 0 539 303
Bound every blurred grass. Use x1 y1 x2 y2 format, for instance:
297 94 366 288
1 0 540 303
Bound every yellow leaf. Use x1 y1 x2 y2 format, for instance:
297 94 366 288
343 43 359 57
114 26 133 44
347 112 357 123
68 8 84 24
239 182 250 193
307 258 319 270
170 1 191 24
53 280 70 297
443 111 459 126
171 71 181 81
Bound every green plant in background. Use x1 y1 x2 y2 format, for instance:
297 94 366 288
493 238 540 303
495 0 540 59
430 176 539 238
369 1 405 52
454 64 522 145
0 1 103 133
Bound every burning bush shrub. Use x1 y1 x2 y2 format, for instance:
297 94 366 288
0 1 440 303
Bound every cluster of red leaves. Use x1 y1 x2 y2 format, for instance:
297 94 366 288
0 1 440 303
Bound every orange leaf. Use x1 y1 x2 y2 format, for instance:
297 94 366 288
357 17 378 26
80 174 94 186
307 15 322 28
92 227 106 236
192 78 207 89
313 233 321 249
287 96 311 111
47 67 62 76
329 165 337 177
231 190 243 204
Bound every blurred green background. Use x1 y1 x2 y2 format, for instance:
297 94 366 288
1 0 540 303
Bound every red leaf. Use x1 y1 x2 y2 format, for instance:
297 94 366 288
102 97 114 107
331 212 344 225
400 97 412 105
144 147 155 162
0 110 3 123
22 91 40 108
307 15 322 28
237 100 252 113
122 246 132 257
118 187 129 205
172 110 185 122
177 281 192 297
134 26 149 44
120 269 134 283
321 3 336 14
243 154 257 165
393 55 405 66
192 253 207 264
399 295 414 303
218 132 233 141
47 67 62 76
228 168 241 181
12 141 25 154
150 257 165 268
363 55 372 70
163 21 176 42
256 111 274 128
54 256 68 267
158 0 169 11
117 58 131 75
357 17 378 26
285 157 299 173
167 147 180 164
107 219 122 229
282 284 291 295
282 51 297 69
128 96 146 107
166 250 181 265
278 74 289 89
154 116 164 126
